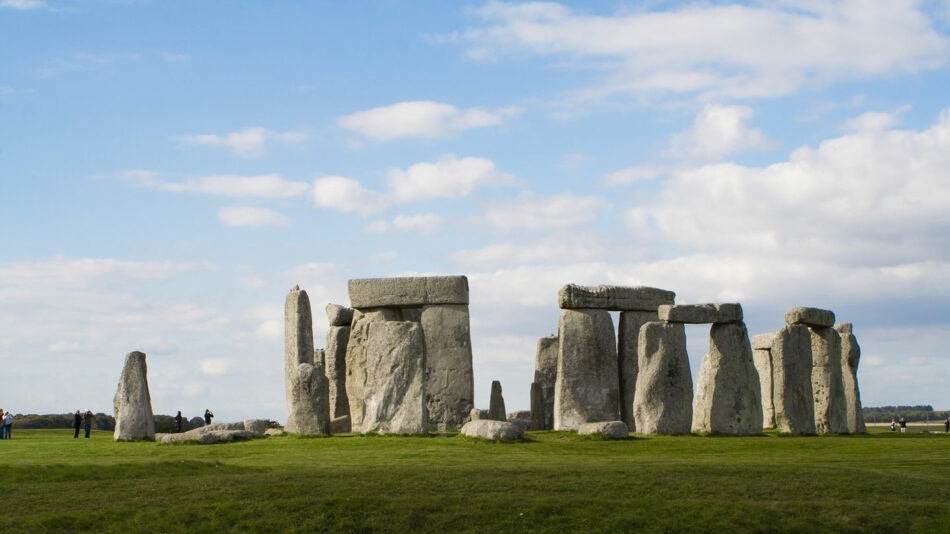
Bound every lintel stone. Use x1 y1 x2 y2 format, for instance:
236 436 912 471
785 307 835 328
348 276 468 308
557 284 674 311
751 333 775 350
658 303 742 324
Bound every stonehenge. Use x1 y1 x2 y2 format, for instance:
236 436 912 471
836 323 867 433
325 303 352 432
554 308 620 430
489 380 506 421
634 322 693 434
751 333 776 429
114 351 156 442
361 321 428 434
284 286 330 435
810 319 848 434
691 321 762 435
532 335 558 430
771 324 816 434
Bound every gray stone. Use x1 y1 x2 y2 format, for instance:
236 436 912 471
751 333 775 350
326 303 354 327
752 348 776 429
314 349 325 367
348 276 468 308
244 419 268 435
488 380 506 421
834 322 852 335
633 322 693 435
530 382 545 431
285 286 314 421
506 410 533 432
558 284 675 311
421 304 474 431
400 308 423 322
839 328 866 434
658 303 743 324
344 307 400 431
330 415 351 434
460 419 524 441
691 322 763 435
785 307 835 328
264 428 285 436
617 311 655 432
285 363 330 435
326 325 351 426
533 335 558 430
361 321 428 435
469 408 489 421
770 325 816 434
160 429 255 445
554 309 620 430
113 351 156 442
578 421 629 439
811 327 848 434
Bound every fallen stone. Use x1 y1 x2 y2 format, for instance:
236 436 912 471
533 335 558 430
752 347 776 429
578 421 629 439
113 351 156 442
530 382 545 431
691 321 762 435
421 304 474 431
348 276 468 308
330 415 352 434
618 311 656 433
839 328 867 433
811 327 848 434
785 307 835 328
658 303 743 324
285 363 331 435
244 419 268 435
770 325 816 434
751 333 775 350
554 309 620 430
506 410 533 432
344 307 400 431
460 419 524 441
361 321 428 435
161 429 255 445
489 380 507 421
633 322 693 435
326 325 351 426
326 303 354 327
264 428 285 437
558 284 675 311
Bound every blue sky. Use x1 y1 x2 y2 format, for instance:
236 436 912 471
2 0 950 422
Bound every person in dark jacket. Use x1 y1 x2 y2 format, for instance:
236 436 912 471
83 410 93 438
73 410 82 438
175 411 183 433
204 409 214 426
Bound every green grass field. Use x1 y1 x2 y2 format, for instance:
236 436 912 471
1 427 948 533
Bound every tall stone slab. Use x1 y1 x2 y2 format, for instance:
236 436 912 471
285 362 331 435
617 311 656 432
344 308 400 431
420 304 474 431
530 382 545 431
811 327 848 434
361 321 428 435
751 333 776 429
533 335 558 430
554 309 620 430
770 325 816 434
836 323 866 433
633 322 692 435
489 380 506 421
326 324 351 430
113 351 156 441
691 322 763 435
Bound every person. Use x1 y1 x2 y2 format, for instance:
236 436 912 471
0 409 4 439
890 419 896 432
899 416 907 433
944 417 949 433
175 411 183 433
204 409 214 426
3 410 12 439
83 410 93 438
73 410 82 438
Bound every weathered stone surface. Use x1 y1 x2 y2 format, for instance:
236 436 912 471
554 309 620 430
658 303 743 324
633 322 693 435
752 348 776 429
264 428 285 436
361 321 428 435
834 322 852 335
326 325 351 426
489 380 506 421
160 429 255 445
785 307 835 328
348 276 468 308
244 419 268 435
558 284 675 311
530 382 545 431
533 335 558 430
460 419 524 441
839 328 866 434
421 304 474 431
314 348 325 367
811 327 848 434
326 303 354 327
286 286 314 422
400 308 423 322
691 322 763 435
617 311 656 432
578 421 629 439
751 333 775 350
506 410 533 432
469 408 489 421
344 307 400 431
330 415 351 434
771 325 816 434
285 363 330 435
113 351 156 441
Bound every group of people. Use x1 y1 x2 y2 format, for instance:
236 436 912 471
171 409 214 433
72 410 95 438
889 417 950 433
0 409 13 439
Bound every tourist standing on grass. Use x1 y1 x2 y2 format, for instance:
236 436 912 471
73 410 82 438
3 410 12 439
0 409 4 439
899 417 907 433
175 411 183 433
83 410 93 438
890 419 896 431
204 409 214 426
944 417 949 433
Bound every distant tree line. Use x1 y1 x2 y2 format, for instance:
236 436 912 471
10 413 280 433
862 406 950 423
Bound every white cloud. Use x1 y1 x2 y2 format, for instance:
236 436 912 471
448 237 608 268
178 127 306 158
338 100 518 140
217 207 291 227
0 256 208 294
312 175 388 215
667 104 774 161
843 106 909 132
485 192 610 229
601 164 665 187
364 214 445 234
464 1 950 101
1 0 45 10
115 171 309 198
199 358 230 376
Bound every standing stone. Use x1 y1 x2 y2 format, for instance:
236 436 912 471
314 349 326 367
344 307 400 432
633 322 692 435
326 324 351 430
326 303 354 327
751 333 776 429
691 322 763 435
811 327 848 434
285 363 330 435
836 323 866 433
113 351 156 441
770 325 816 434
285 286 314 417
554 309 620 430
488 380 506 421
533 335 558 430
420 304 474 430
617 311 656 432
361 321 428 434
530 382 545 431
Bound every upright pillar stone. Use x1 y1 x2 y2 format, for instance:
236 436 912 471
530 382 545 431
113 351 156 441
533 335 558 430
285 362 330 435
617 311 656 432
633 322 692 435
836 323 866 433
489 380 506 421
344 308 400 432
811 326 848 434
361 321 428 435
771 325 816 434
554 309 620 430
691 321 763 435
751 333 776 429
326 324 351 431
285 286 314 406
420 304 474 431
